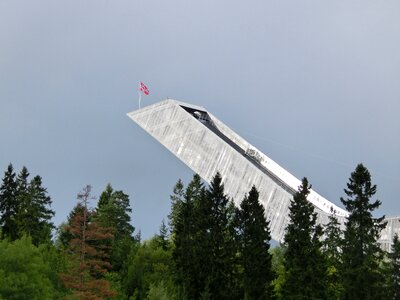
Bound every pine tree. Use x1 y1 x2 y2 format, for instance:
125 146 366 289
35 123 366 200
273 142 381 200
282 177 327 299
340 164 386 299
61 185 115 299
237 185 275 299
322 212 343 299
0 164 17 240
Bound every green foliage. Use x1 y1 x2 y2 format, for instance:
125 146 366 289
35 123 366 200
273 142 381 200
0 164 54 244
96 184 135 239
146 281 172 300
322 213 344 299
387 234 400 299
0 164 18 240
340 164 386 299
38 243 69 298
19 175 55 245
125 237 175 299
172 174 210 299
172 173 241 299
270 245 286 299
156 219 169 251
95 184 136 273
236 186 275 299
206 172 239 299
0 236 56 299
282 177 327 299
168 179 185 232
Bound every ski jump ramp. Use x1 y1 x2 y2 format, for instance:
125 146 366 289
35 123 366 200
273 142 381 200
128 99 398 248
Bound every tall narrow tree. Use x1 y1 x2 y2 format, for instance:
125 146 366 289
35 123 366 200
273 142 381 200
322 211 343 299
340 164 386 299
236 185 274 299
168 179 185 233
14 166 30 239
388 234 400 300
0 164 17 240
206 172 238 299
282 177 327 299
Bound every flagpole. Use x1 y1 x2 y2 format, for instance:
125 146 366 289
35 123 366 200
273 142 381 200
138 90 141 109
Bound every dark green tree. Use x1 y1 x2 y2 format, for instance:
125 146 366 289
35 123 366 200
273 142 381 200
95 184 135 274
206 172 239 299
0 164 18 240
156 219 169 251
168 179 185 233
236 185 275 299
282 177 327 300
388 234 400 300
15 166 30 238
322 212 344 299
1 165 54 244
172 174 210 299
340 164 386 299
19 175 55 245
96 184 134 239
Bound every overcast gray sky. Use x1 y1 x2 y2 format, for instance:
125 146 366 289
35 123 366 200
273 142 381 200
1 1 399 239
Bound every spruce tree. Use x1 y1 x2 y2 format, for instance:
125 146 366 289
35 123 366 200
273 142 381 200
94 184 135 273
96 184 134 239
340 164 386 299
15 166 30 239
322 212 343 299
20 175 55 245
168 179 185 233
1 165 54 244
237 186 274 299
156 219 169 251
172 174 209 299
388 234 400 300
0 164 17 240
282 177 327 299
206 172 238 299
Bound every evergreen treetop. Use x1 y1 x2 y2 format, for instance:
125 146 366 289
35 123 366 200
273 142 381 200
340 163 386 299
237 185 275 299
282 177 327 299
0 164 17 240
